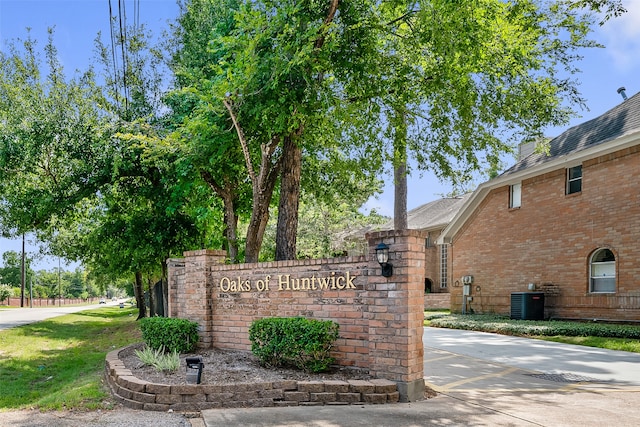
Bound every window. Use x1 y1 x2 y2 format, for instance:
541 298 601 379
510 183 522 208
425 233 433 248
439 245 448 288
590 248 616 293
567 165 582 194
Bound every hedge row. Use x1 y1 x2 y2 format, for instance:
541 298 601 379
427 314 640 339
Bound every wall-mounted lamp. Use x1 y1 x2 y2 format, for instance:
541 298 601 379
375 242 393 277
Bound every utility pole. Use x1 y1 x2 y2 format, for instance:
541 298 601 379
58 257 61 306
20 233 25 307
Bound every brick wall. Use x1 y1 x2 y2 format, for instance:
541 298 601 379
424 293 449 309
215 257 369 367
168 249 227 348
168 230 427 402
451 146 640 320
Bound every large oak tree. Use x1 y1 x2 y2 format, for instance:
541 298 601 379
167 0 606 260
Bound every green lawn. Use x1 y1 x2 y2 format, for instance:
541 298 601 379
541 335 640 353
0 306 140 411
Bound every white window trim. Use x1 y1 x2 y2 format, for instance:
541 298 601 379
567 165 582 195
439 244 448 288
510 182 522 208
589 249 616 293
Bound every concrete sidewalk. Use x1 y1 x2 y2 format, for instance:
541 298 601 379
200 327 640 426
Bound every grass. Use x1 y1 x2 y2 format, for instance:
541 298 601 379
0 306 141 411
540 335 640 353
425 311 640 353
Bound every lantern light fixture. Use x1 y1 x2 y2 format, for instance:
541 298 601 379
375 242 393 277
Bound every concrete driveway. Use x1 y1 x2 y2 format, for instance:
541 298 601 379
425 327 640 388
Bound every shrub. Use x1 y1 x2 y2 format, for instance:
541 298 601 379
139 316 199 354
134 346 180 372
0 284 11 304
428 314 640 339
249 317 339 373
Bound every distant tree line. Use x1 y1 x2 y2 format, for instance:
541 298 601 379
0 250 114 302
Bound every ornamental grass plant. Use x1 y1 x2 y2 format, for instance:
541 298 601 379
134 346 180 372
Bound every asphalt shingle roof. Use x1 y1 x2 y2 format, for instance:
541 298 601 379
503 90 640 176
379 194 471 231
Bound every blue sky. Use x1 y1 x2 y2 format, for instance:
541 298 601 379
1 0 639 269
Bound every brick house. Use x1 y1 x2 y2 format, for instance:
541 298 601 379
438 91 640 321
344 196 468 309
381 196 469 296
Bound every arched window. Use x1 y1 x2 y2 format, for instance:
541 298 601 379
590 248 616 293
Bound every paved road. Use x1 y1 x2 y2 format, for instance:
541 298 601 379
0 300 123 330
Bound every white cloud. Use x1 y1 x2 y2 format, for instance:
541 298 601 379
597 1 640 71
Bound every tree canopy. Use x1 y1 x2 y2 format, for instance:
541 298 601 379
0 0 627 285
165 0 604 257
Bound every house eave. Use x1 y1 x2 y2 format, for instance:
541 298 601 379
437 129 640 245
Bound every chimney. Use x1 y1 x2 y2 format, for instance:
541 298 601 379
617 87 628 101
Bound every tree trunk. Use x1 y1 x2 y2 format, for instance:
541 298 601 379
161 260 168 317
394 161 408 230
221 100 281 264
148 274 156 318
20 234 25 307
134 270 146 320
200 171 239 263
393 107 408 230
244 183 277 263
222 191 239 263
276 135 302 261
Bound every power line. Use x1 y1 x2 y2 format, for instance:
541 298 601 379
118 0 129 114
134 0 140 32
108 0 121 109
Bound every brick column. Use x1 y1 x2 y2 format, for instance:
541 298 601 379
167 249 226 349
366 230 426 402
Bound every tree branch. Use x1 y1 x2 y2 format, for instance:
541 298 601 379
223 97 257 184
386 9 419 27
314 0 340 50
199 170 225 197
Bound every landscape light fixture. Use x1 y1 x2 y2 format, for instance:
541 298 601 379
186 356 204 384
375 242 393 277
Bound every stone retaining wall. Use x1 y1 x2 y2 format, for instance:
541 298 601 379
105 346 399 411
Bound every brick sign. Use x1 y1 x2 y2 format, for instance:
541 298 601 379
218 272 358 293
